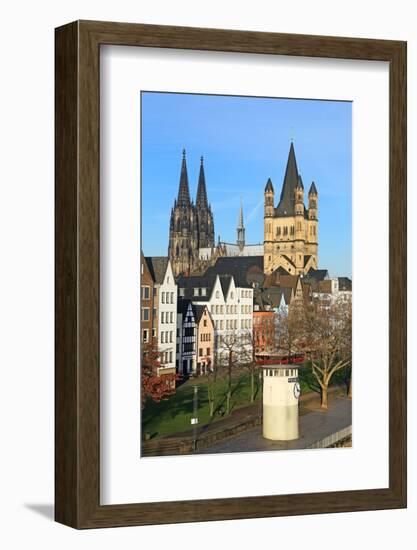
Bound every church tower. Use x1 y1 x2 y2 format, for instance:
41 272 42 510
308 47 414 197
263 142 319 275
196 156 215 249
168 150 199 276
237 200 245 251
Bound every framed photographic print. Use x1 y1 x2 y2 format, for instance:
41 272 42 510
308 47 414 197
55 20 407 528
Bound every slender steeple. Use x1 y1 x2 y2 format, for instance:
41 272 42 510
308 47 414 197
237 199 245 250
177 149 191 207
308 181 318 195
276 141 299 216
196 156 208 209
265 178 274 193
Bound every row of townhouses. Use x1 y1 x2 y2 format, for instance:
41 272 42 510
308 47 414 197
141 253 352 378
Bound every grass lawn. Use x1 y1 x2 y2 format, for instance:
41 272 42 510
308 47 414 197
142 372 262 438
142 364 350 439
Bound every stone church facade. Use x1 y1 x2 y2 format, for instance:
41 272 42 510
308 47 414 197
263 142 318 275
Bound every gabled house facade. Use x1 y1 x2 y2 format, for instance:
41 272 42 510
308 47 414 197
195 306 214 375
145 256 177 374
176 300 197 376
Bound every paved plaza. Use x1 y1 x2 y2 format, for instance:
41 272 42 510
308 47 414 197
198 397 352 454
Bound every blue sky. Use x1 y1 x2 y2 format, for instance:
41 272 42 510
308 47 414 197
141 92 352 277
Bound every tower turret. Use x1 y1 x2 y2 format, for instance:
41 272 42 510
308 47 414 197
307 181 318 268
264 178 275 217
308 181 318 220
263 178 275 273
294 175 304 216
293 175 305 273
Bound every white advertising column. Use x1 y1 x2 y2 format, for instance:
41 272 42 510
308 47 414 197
262 365 301 441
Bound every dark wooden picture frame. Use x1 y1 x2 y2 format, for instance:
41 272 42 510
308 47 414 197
55 20 407 529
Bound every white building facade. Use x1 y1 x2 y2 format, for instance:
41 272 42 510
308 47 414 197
156 260 177 373
193 275 254 366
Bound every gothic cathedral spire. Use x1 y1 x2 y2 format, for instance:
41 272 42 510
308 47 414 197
177 149 191 207
195 155 215 250
196 156 208 209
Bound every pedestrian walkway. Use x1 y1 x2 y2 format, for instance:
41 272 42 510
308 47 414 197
198 397 352 454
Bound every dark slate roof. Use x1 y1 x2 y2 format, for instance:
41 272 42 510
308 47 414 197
246 265 265 288
219 274 233 297
177 149 191 207
265 178 274 192
145 256 168 284
305 268 329 282
176 274 215 301
204 256 263 288
177 298 192 315
297 175 304 189
308 181 318 195
196 156 208 209
338 277 352 291
256 286 292 309
304 255 312 267
276 142 299 217
194 304 207 323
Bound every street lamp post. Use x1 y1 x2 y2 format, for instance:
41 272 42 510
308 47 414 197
258 370 263 421
191 384 199 452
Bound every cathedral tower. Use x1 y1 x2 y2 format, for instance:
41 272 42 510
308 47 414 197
169 151 216 276
168 150 199 276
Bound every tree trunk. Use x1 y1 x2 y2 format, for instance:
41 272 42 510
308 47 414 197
321 383 329 409
250 370 255 402
226 354 232 415
226 390 231 415
348 376 352 399
209 398 214 417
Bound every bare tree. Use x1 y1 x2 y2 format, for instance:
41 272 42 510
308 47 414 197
217 330 252 415
274 303 306 360
304 298 352 409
